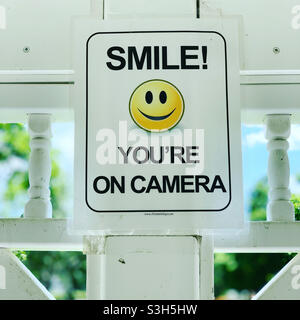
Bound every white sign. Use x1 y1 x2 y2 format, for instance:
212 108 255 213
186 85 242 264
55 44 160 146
72 18 243 233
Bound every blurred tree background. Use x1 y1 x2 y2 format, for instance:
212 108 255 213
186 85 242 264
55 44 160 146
0 123 299 299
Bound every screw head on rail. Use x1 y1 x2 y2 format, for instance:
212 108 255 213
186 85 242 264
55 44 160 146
23 46 30 53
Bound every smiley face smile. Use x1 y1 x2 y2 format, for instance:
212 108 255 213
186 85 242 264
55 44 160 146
129 79 184 132
138 108 176 121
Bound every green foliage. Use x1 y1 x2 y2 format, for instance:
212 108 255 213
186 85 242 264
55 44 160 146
249 177 268 221
13 250 27 262
49 150 68 218
4 171 29 201
291 194 300 221
0 124 30 161
24 251 86 300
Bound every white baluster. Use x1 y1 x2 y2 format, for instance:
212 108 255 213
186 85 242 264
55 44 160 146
265 114 294 222
24 114 52 219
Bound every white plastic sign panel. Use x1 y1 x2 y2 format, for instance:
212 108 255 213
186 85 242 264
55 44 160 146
72 17 243 234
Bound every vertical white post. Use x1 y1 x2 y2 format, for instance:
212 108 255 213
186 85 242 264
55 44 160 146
199 235 214 299
24 114 52 219
90 0 103 16
84 236 105 300
86 255 102 300
265 114 295 222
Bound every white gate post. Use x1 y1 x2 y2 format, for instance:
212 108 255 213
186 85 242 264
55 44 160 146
84 236 105 300
265 114 295 222
84 235 214 300
24 114 52 219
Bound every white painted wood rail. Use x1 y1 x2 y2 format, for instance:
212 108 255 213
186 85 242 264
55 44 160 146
0 249 54 300
1 219 300 253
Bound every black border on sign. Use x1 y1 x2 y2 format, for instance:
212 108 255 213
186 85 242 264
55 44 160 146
85 31 231 213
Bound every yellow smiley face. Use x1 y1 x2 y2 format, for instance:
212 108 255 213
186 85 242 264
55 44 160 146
129 79 184 132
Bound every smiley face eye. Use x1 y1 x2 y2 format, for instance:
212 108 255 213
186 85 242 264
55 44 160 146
145 91 153 104
159 90 167 104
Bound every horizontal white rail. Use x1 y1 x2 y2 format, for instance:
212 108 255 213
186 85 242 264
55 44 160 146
0 69 299 124
214 221 300 253
0 70 74 75
0 69 300 84
0 219 82 251
1 69 300 75
0 85 299 125
240 70 300 76
0 219 300 252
